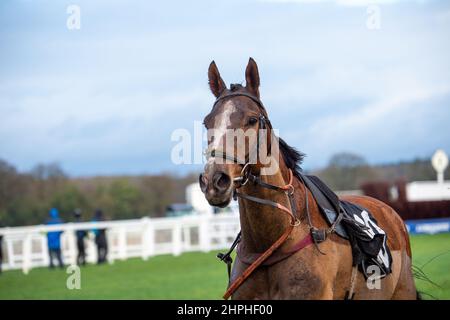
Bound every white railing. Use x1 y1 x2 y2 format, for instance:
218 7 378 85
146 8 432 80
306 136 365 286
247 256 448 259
0 214 240 274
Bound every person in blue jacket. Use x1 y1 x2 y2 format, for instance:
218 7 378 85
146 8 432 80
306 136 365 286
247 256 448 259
46 208 64 269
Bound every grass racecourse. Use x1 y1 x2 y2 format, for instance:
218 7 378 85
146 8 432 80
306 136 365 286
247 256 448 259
0 233 449 300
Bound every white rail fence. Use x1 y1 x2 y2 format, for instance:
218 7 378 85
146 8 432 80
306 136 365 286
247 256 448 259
0 214 240 274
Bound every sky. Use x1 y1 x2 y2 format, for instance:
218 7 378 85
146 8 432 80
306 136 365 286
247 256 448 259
0 0 449 176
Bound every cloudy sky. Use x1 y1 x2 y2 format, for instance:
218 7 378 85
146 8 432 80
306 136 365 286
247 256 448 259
1 0 449 176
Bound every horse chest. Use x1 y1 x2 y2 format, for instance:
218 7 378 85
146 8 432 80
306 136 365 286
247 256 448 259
231 259 325 300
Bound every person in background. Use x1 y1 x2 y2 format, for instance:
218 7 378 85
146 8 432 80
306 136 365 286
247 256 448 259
0 234 3 274
0 220 4 274
46 208 64 269
92 209 108 264
74 209 87 266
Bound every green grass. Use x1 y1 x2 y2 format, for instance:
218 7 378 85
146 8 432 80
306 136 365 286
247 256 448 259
410 233 450 299
0 233 449 299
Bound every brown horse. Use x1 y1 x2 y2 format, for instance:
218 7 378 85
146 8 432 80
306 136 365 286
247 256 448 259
199 58 418 300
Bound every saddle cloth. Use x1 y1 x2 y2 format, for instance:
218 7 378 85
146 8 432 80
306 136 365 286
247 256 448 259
301 174 392 279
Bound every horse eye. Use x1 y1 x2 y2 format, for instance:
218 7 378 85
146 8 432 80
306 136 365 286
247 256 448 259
248 117 258 126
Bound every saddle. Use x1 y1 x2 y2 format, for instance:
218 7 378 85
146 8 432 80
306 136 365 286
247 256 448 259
301 174 392 279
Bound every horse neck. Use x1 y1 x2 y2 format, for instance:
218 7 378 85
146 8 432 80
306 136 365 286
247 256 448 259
237 157 310 252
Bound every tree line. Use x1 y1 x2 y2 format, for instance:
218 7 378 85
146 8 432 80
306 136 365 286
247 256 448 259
0 159 197 227
312 152 444 190
1 152 445 227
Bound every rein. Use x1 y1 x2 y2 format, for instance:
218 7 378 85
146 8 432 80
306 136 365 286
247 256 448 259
222 168 309 300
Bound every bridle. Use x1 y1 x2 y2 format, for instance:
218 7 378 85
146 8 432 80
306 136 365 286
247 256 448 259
205 89 350 300
204 90 300 224
204 91 272 167
204 90 309 299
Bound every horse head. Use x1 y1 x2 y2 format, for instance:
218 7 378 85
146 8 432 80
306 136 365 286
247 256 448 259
199 58 274 207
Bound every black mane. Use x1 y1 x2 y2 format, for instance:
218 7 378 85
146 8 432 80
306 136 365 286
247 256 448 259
278 137 305 178
229 83 244 91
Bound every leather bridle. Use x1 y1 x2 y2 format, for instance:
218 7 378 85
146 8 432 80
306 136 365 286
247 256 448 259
204 91 271 167
204 90 298 224
205 90 311 299
205 89 350 300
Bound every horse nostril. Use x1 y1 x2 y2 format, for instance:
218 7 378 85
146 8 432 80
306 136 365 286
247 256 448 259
213 172 231 192
199 174 207 193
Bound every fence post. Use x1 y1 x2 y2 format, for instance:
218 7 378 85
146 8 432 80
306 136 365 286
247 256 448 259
87 232 97 264
199 215 210 252
67 224 77 265
141 218 151 261
183 225 191 251
22 234 32 275
118 227 127 260
6 237 15 270
148 224 155 257
41 234 49 268
107 229 114 265
172 221 182 256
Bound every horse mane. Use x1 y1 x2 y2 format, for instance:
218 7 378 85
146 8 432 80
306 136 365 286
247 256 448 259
229 83 244 91
278 137 305 179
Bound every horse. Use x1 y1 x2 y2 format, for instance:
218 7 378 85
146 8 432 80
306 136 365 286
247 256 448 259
199 57 418 300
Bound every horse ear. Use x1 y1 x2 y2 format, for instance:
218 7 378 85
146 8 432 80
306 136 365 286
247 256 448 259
245 57 260 98
208 61 226 98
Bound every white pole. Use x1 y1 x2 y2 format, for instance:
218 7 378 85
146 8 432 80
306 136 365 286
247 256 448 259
118 227 127 260
172 222 182 256
6 238 15 269
68 226 77 265
41 235 49 268
199 215 210 252
87 233 97 264
141 218 150 261
106 229 114 264
183 226 191 251
22 235 32 275
148 223 155 258
438 172 444 184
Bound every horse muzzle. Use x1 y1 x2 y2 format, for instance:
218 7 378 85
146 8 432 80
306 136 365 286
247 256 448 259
199 171 233 208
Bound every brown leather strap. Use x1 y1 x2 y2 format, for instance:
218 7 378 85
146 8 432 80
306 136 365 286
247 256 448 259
213 91 268 119
223 169 299 300
237 233 314 266
223 224 294 300
234 192 297 224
